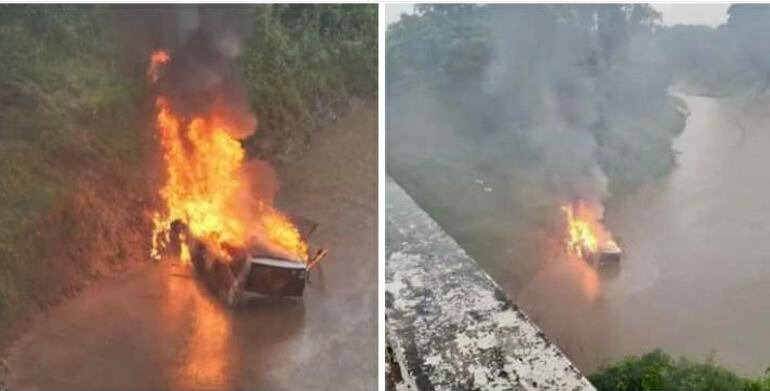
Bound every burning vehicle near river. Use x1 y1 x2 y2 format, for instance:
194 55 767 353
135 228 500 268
145 40 329 305
584 240 622 267
562 201 623 268
171 217 328 306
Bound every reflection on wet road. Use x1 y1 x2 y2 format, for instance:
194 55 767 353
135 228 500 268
165 266 234 389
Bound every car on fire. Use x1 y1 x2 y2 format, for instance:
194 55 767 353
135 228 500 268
171 216 327 307
583 240 623 267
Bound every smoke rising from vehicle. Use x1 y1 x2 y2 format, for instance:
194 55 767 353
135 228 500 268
119 5 256 138
117 6 309 262
387 5 679 256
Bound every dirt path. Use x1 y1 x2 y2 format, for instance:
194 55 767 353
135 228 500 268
1 100 378 390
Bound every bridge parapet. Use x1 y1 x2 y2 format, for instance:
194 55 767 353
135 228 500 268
386 177 595 391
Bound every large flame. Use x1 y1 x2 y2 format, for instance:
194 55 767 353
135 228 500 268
148 50 307 264
561 201 617 259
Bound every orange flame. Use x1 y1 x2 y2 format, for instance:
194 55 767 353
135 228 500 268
561 201 616 259
147 50 170 82
562 201 615 302
148 50 307 264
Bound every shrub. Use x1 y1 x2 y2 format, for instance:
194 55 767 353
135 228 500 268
590 350 770 391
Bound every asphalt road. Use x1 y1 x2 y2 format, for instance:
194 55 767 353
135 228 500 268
2 101 378 390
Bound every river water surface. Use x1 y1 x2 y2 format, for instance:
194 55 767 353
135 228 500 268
517 94 770 374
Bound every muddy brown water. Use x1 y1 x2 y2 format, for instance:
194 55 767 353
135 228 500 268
516 94 770 375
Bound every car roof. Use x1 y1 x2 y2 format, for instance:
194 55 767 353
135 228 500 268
249 257 306 269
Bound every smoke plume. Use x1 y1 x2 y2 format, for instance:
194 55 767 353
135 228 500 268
119 5 256 138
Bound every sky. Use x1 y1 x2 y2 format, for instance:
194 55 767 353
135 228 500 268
384 3 731 27
654 3 729 27
385 3 413 25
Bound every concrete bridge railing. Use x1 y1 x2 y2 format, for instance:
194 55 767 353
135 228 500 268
386 177 595 391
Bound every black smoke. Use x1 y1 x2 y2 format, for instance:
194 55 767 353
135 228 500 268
118 5 256 138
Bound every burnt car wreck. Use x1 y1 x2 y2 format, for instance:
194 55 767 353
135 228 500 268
170 217 328 306
583 241 623 268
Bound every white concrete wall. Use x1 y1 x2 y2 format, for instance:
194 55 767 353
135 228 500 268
386 177 595 391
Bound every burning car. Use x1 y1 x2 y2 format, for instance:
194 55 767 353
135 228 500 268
145 48 328 306
583 240 622 267
563 202 623 268
176 216 328 306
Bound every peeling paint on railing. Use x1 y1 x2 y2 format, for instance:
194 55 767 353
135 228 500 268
386 177 595 391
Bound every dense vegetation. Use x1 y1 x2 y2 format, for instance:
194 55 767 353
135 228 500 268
242 4 377 160
660 5 770 95
0 4 376 339
590 350 770 391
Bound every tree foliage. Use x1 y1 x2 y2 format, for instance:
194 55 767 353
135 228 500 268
590 350 770 391
241 4 377 160
661 4 770 95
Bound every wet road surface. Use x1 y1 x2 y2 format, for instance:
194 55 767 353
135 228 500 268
3 101 377 390
518 94 770 374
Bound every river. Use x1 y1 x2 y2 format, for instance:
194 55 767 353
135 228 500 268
516 94 770 375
